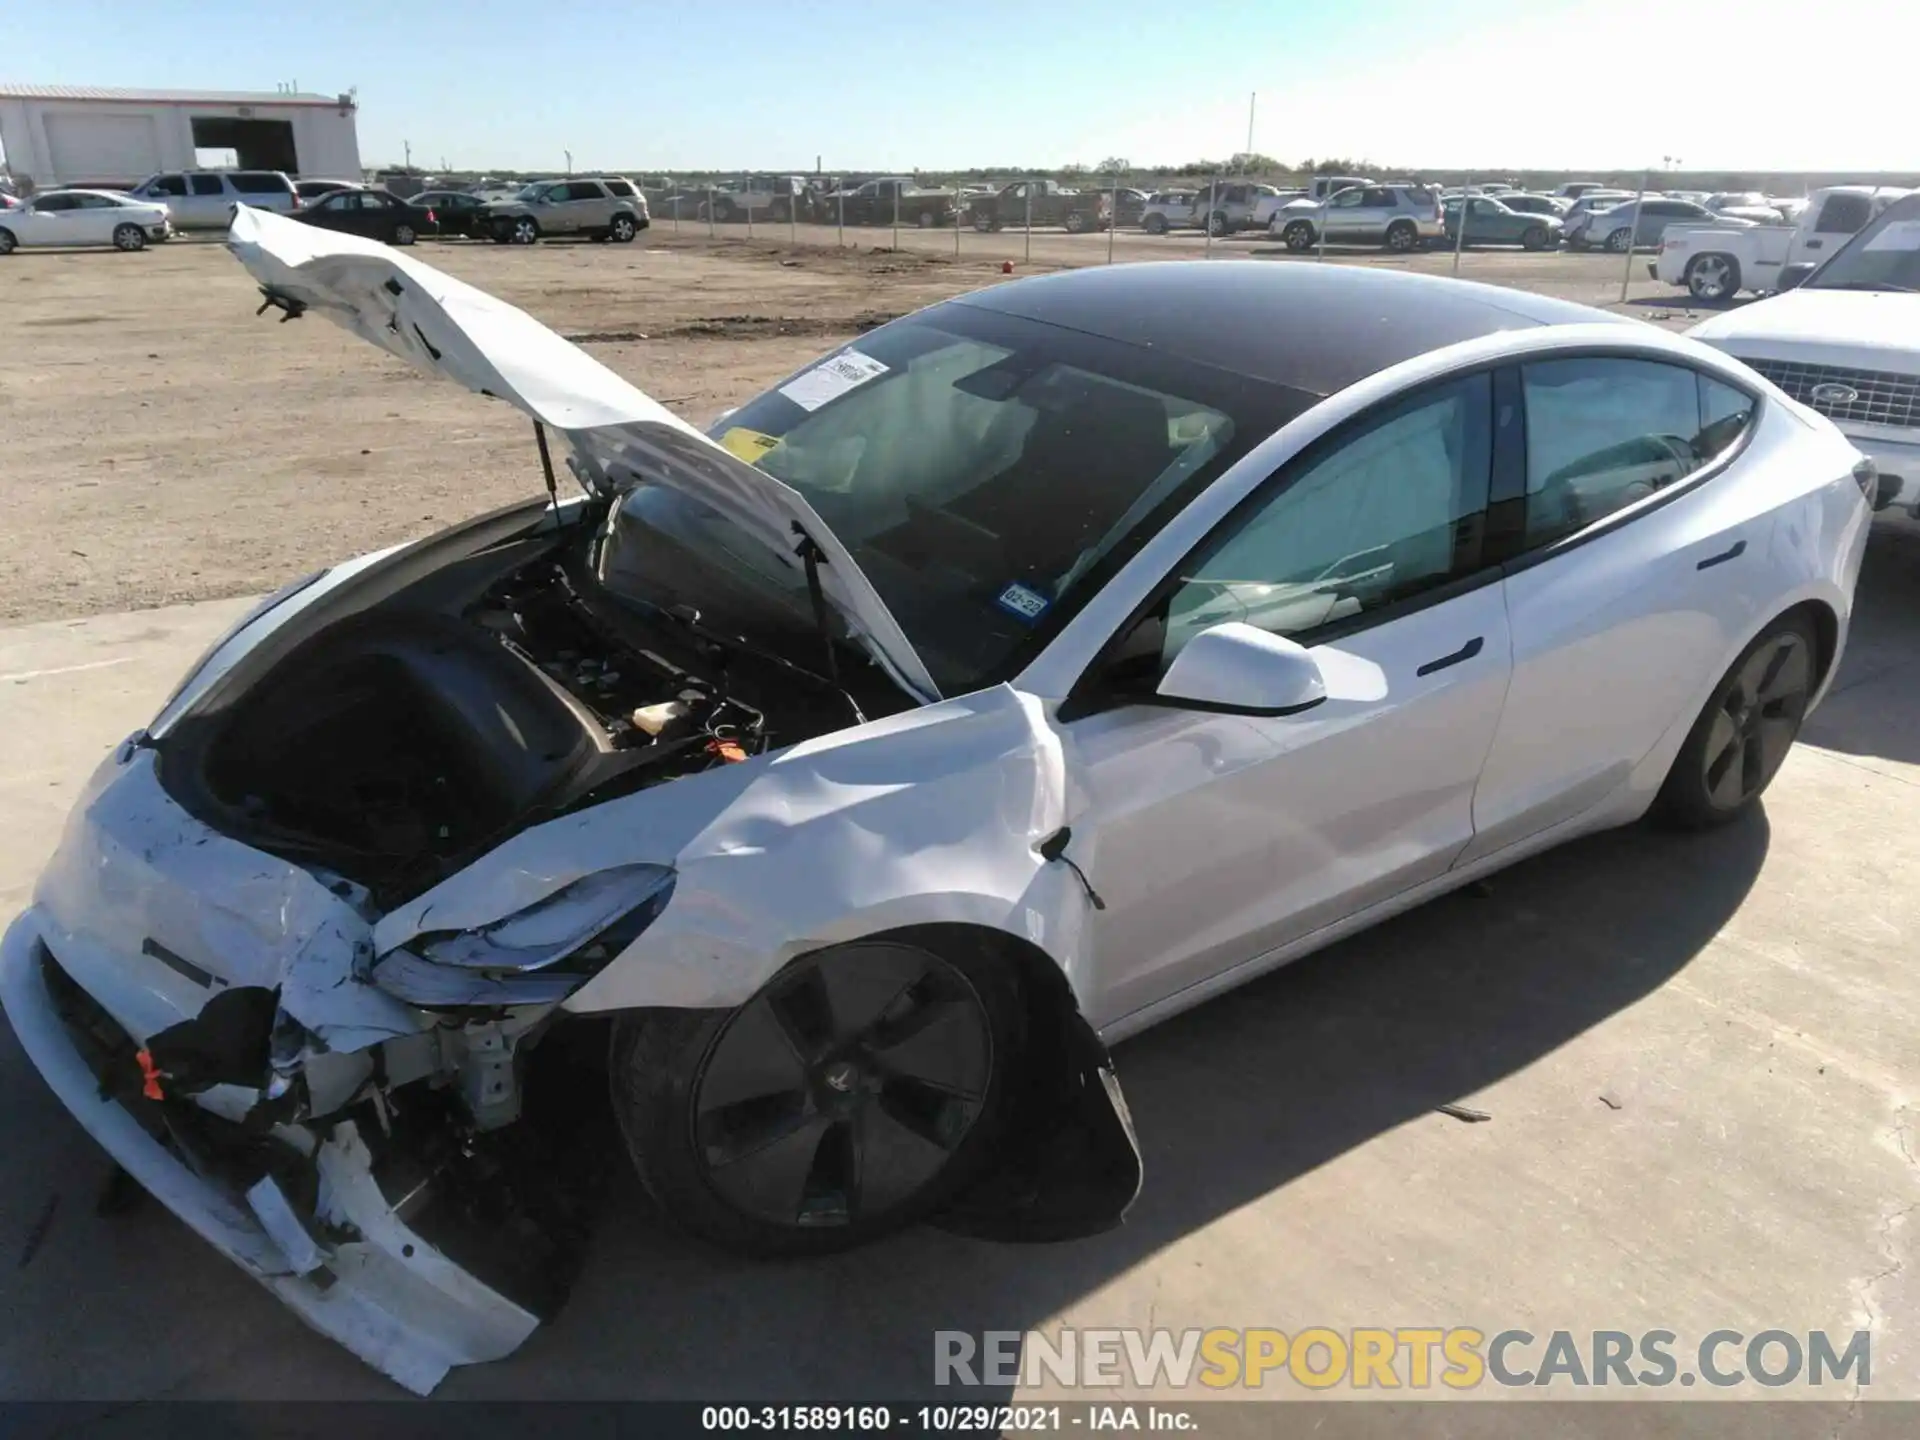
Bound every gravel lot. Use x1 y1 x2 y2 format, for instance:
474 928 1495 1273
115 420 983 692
0 227 1710 625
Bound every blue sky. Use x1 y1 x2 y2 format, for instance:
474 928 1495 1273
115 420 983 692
4 0 1913 173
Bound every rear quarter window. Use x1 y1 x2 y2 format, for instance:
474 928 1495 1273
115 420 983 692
603 179 636 197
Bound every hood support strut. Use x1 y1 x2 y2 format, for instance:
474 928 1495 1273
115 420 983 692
533 421 561 515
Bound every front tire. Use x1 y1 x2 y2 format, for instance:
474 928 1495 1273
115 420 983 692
1653 613 1818 829
1206 210 1230 238
1283 220 1315 251
510 216 540 245
1064 210 1090 234
1605 226 1633 253
1143 213 1167 235
0 228 14 255
916 209 935 229
113 223 146 252
610 938 1022 1257
392 223 416 246
1521 224 1548 251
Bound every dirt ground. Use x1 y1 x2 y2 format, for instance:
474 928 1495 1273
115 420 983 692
0 227 1708 624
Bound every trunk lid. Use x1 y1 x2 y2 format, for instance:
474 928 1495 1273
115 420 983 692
223 205 939 701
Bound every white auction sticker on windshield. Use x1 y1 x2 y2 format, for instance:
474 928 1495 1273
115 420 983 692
1864 220 1920 252
778 350 890 412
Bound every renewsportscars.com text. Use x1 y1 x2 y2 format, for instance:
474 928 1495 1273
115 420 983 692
934 1328 1871 1391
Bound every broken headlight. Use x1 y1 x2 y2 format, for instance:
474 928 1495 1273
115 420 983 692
369 864 675 1008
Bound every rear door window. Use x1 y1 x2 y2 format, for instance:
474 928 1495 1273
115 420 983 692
189 174 226 196
146 174 188 197
231 172 291 195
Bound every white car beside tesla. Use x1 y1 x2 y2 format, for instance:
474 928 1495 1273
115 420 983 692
0 207 1871 1393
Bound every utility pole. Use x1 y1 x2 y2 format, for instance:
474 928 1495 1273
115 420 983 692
1244 92 1256 171
564 149 573 176
403 139 412 169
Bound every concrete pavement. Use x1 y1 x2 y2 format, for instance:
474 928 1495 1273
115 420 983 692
1 535 1917 1403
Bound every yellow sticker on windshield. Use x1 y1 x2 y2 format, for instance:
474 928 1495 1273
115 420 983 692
719 426 782 464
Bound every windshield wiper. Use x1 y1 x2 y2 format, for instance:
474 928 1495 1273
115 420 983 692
1816 280 1920 293
790 523 867 726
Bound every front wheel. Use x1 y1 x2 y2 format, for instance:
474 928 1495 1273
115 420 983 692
610 214 637 243
1521 225 1548 251
0 228 15 255
1685 253 1740 302
113 223 146 252
1206 210 1230 238
510 216 540 245
610 938 1022 1257
1605 226 1633 253
1283 220 1315 251
392 223 417 246
1064 210 1089 234
916 209 935 229
1143 213 1167 235
1653 613 1818 829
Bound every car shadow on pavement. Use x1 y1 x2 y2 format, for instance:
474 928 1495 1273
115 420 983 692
457 810 1771 1402
1801 526 1920 769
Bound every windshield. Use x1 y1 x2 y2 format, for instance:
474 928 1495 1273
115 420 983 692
681 305 1305 696
1807 195 1920 293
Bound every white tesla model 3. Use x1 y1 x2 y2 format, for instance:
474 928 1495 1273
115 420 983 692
0 209 1871 1392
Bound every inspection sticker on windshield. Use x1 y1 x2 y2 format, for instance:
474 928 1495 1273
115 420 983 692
995 582 1051 624
778 350 889 412
718 426 782 463
1864 220 1920 252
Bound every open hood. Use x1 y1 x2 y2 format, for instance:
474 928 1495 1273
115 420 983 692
224 206 940 701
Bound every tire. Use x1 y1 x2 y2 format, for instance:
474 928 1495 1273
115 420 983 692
1206 210 1230 239
610 937 1023 1257
916 210 935 229
770 200 791 224
1685 253 1740 303
1605 226 1633 253
1064 210 1090 235
1143 213 1167 235
113 223 146 252
1283 220 1315 252
392 223 416 246
1521 225 1548 251
510 216 540 245
0 227 17 255
1384 220 1417 253
610 214 637 243
1652 613 1819 830
973 213 994 233
715 200 738 224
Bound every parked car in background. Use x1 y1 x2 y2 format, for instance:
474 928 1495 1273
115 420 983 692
1689 191 1920 527
1555 180 1612 198
292 188 436 246
127 170 300 229
485 177 650 244
1652 185 1914 301
1770 197 1811 224
700 175 819 224
1139 189 1197 233
969 179 1108 233
1300 174 1373 201
1498 193 1569 217
1558 191 1637 232
0 188 171 253
1442 194 1563 250
1705 192 1785 225
831 177 959 228
1568 197 1721 252
1270 183 1444 252
1110 187 1150 227
294 179 360 203
407 189 491 238
1187 180 1287 237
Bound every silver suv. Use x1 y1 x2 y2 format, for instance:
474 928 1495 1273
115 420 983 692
485 176 651 244
126 170 300 229
1269 183 1445 252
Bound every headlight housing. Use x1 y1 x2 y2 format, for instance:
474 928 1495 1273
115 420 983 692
369 864 675 1008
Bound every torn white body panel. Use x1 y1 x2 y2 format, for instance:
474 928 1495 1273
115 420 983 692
373 683 1093 1017
224 205 938 702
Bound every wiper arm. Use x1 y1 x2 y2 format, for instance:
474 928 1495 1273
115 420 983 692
791 523 867 725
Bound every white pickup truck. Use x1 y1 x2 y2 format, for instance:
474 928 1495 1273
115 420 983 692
1652 185 1912 302
1688 193 1920 527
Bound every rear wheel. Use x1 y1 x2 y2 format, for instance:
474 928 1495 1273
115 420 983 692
610 213 637 243
0 227 19 255
1521 224 1548 251
1283 219 1315 251
392 223 416 246
1206 210 1230 238
1685 253 1740 302
916 209 936 229
1653 613 1818 829
1605 226 1633 253
1384 220 1417 252
112 223 146 252
611 938 1021 1257
1143 212 1167 235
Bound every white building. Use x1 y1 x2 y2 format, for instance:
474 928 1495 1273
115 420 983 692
0 85 361 190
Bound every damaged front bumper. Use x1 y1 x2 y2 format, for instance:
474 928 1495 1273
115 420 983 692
0 911 540 1396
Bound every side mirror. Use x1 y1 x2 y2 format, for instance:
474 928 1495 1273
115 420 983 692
1155 622 1327 716
1777 262 1817 292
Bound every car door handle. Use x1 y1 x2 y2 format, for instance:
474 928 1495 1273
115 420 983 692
1805 239 1822 250
1695 539 1746 571
1417 636 1484 676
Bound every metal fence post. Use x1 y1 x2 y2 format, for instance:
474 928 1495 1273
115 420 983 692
954 182 962 258
838 185 845 247
1452 194 1468 275
1024 183 1032 264
1317 187 1329 263
892 183 900 249
789 185 797 244
672 187 680 234
1108 174 1118 264
746 176 754 240
1205 171 1218 257
707 186 716 240
1619 167 1649 305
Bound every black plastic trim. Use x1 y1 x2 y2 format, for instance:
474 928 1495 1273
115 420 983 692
1416 635 1485 676
1695 539 1747 571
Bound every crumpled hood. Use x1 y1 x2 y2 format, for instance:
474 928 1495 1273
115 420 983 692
223 205 939 701
1688 287 1920 364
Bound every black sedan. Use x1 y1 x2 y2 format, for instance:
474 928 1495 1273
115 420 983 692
292 187 433 246
409 189 492 239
